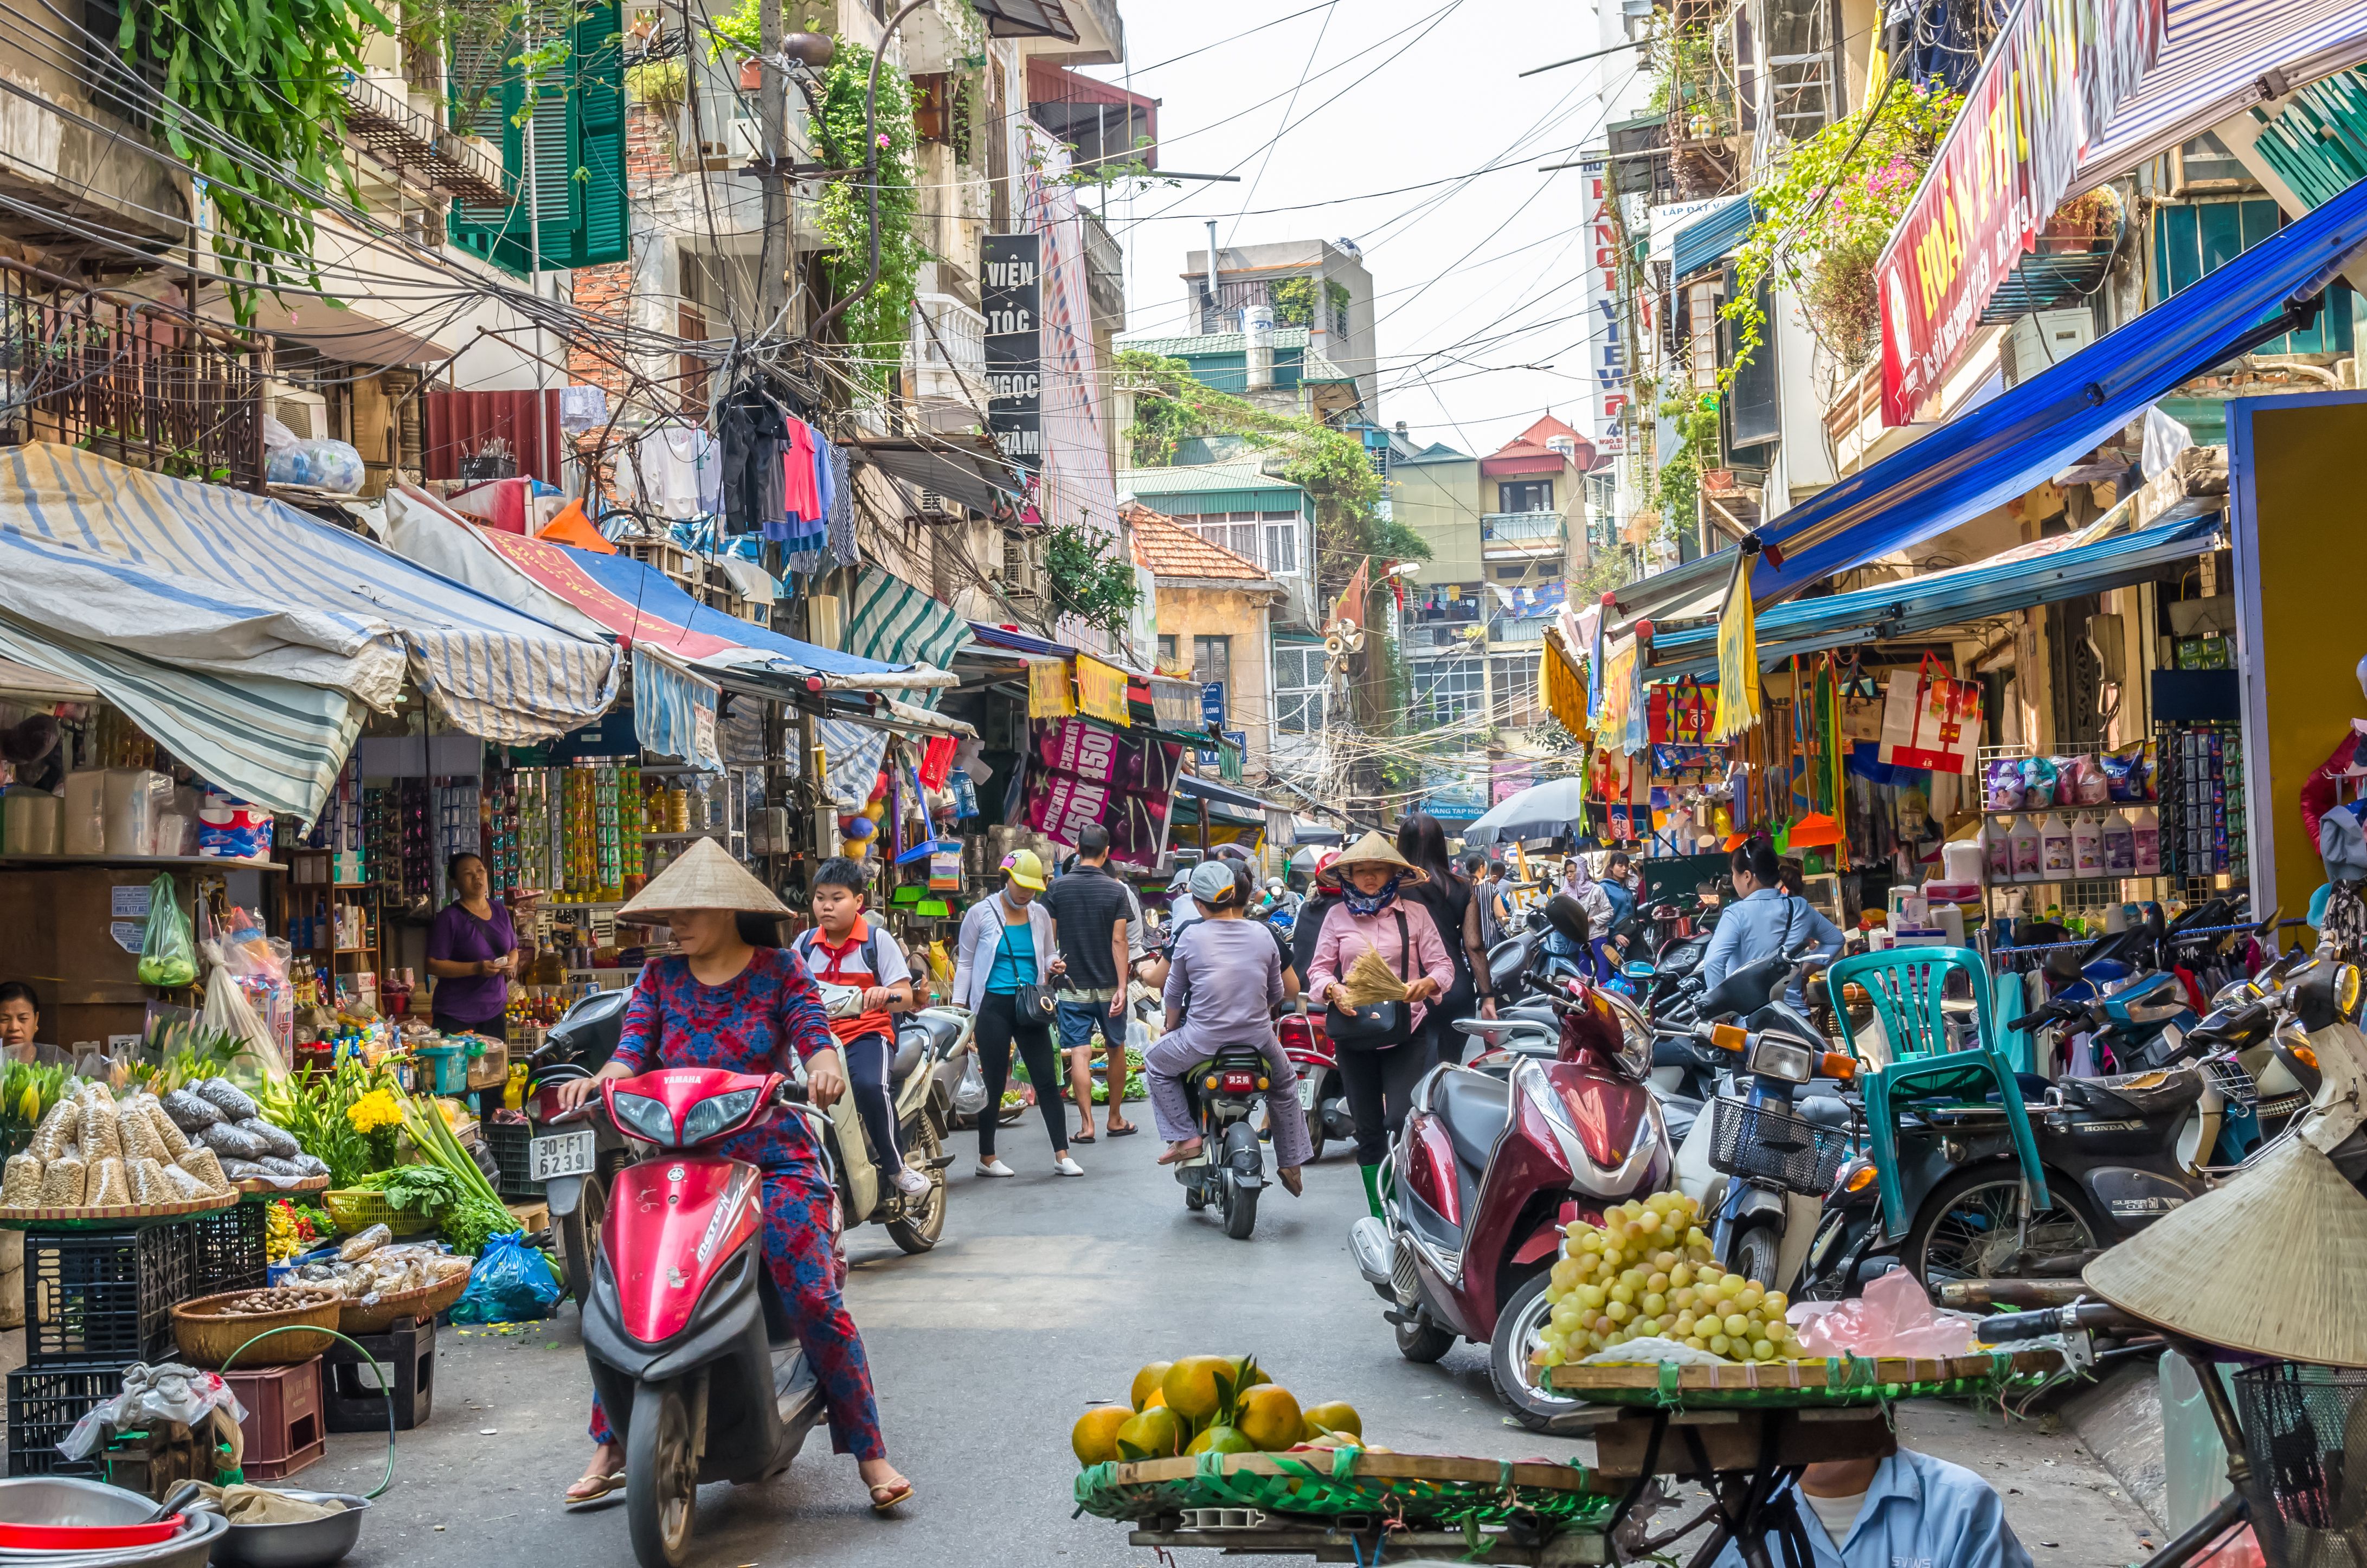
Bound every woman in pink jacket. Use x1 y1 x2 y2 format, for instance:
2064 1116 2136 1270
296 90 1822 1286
1305 832 1457 1218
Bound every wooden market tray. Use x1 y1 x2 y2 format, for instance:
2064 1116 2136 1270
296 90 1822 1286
1547 1348 2063 1408
1106 1453 1598 1494
1079 1448 1613 1531
235 1175 331 1198
337 1269 471 1335
0 1192 240 1228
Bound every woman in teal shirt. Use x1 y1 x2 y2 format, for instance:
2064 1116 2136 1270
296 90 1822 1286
951 850 1082 1179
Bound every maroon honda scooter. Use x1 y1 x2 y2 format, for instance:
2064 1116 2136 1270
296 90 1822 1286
1348 896 1672 1433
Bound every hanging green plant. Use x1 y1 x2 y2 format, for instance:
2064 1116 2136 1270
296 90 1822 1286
118 0 393 320
1723 81 1964 377
814 38 921 396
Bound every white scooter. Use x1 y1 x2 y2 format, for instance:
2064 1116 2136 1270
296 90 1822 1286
807 983 967 1255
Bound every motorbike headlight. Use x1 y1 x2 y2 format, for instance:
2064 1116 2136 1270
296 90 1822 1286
1594 988 1652 1079
610 1091 677 1145
1746 1035 1815 1083
681 1088 761 1145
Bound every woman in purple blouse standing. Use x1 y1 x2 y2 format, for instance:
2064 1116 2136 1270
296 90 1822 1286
424 853 525 1035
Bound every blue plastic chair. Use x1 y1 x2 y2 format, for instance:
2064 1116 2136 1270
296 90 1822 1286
1828 946 2050 1237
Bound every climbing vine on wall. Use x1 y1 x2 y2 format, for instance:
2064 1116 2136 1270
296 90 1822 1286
1118 348 1428 592
812 40 920 396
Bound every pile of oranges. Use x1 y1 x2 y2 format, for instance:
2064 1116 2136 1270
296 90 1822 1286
1071 1356 1369 1466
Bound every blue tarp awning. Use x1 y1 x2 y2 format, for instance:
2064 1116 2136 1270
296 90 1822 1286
1671 196 1757 280
1616 173 2367 617
1644 512 2223 678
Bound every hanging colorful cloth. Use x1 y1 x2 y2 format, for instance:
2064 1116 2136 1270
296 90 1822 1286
1622 626 1651 756
1710 544 1763 743
1587 594 1609 724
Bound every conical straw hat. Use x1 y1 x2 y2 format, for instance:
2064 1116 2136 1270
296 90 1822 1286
2084 1133 2367 1367
619 837 789 921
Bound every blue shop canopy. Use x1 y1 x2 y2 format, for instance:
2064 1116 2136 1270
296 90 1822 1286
1671 196 1757 280
1644 512 2223 679
1614 173 2367 619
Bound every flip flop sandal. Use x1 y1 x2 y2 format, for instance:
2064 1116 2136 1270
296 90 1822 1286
1070 1130 1097 1143
870 1480 916 1514
564 1473 626 1507
1107 1122 1141 1137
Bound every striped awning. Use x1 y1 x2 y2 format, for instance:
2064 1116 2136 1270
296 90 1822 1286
0 614 363 821
2069 0 2367 196
0 444 619 743
845 569 971 679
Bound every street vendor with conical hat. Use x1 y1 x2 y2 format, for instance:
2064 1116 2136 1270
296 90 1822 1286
1303 831 1457 1219
551 839 914 1514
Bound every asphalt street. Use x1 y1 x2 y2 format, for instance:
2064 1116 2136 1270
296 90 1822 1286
296 1117 2160 1567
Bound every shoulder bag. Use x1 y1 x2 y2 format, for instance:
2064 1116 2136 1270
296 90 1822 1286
1006 913 1058 1025
1326 911 1416 1048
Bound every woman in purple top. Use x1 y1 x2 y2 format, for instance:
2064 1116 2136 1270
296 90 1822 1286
424 853 522 1034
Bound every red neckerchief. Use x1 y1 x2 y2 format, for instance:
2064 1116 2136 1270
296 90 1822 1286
805 914 871 981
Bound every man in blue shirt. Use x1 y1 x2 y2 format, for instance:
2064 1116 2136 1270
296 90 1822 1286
1712 1450 2035 1568
1699 843 1843 991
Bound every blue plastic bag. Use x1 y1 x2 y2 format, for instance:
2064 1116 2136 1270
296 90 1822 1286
449 1231 563 1323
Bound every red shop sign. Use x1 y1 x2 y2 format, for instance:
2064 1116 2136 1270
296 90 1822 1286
1874 0 2164 426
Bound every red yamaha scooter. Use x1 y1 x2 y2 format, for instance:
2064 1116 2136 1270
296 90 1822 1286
1278 1007 1352 1160
545 1066 835 1568
1349 896 1671 1434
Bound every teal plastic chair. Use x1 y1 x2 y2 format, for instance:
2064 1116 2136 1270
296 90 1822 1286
1828 947 2050 1238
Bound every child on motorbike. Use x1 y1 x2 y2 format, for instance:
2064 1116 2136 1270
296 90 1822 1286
789 858 929 1197
1143 860 1313 1194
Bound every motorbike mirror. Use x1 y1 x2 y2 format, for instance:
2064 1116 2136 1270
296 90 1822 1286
1542 893 1591 946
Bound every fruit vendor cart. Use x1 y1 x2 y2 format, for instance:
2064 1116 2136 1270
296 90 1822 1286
1077 1449 1616 1565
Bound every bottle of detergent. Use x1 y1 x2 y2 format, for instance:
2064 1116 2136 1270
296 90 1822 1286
2102 809 2136 876
2041 812 2075 878
2132 806 2162 877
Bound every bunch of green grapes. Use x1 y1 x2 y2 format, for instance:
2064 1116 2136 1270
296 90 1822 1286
1532 1192 1799 1367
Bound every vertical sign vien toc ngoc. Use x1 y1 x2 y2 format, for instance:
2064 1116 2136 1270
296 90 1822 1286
982 233 1043 474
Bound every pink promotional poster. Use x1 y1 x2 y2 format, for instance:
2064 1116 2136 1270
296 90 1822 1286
1025 719 1181 866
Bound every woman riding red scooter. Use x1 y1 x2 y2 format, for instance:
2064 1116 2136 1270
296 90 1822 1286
552 839 914 1515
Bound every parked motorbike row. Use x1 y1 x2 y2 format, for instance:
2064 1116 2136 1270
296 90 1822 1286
1338 883 2367 1434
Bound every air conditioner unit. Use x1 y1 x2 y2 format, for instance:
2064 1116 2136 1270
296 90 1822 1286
1001 534 1041 597
918 489 951 518
2003 309 2098 388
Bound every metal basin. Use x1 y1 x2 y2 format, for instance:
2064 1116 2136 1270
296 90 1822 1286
0 1478 160 1529
206 1494 366 1568
0 1507 223 1568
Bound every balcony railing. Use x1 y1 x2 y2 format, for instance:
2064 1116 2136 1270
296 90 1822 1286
1489 615 1549 644
340 73 510 206
911 292 988 408
1482 511 1565 550
0 256 266 489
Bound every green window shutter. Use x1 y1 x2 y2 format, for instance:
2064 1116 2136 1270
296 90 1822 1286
574 4 628 266
447 1 627 275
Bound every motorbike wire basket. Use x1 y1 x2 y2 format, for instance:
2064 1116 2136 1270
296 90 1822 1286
2233 1362 2367 1568
1707 1097 1854 1198
2203 1054 2260 1116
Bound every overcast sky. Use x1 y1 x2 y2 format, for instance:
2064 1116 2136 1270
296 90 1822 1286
1078 0 1649 459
